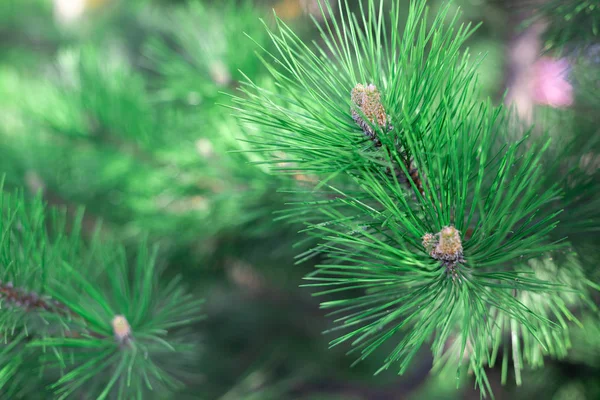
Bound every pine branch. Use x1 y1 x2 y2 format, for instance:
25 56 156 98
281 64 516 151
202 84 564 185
232 0 595 396
0 280 72 317
0 179 204 399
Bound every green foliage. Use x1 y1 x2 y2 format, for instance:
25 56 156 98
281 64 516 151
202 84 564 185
0 40 283 251
143 0 272 105
514 312 600 400
233 0 595 396
1 0 598 398
0 0 60 65
0 180 203 398
32 245 203 399
532 28 600 285
531 0 600 53
10 46 211 243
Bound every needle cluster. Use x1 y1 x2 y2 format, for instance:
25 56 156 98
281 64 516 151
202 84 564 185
233 1 595 397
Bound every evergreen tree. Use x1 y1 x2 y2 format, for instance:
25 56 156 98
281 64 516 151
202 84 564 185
0 0 598 399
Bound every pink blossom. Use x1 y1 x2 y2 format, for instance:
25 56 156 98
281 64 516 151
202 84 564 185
532 57 574 108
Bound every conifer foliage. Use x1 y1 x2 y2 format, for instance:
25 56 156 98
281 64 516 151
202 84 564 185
0 181 203 399
234 0 597 396
0 0 598 398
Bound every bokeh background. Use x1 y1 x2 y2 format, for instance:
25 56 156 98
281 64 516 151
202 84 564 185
0 0 597 399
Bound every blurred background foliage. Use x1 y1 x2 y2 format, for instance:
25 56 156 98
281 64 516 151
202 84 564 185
0 0 597 399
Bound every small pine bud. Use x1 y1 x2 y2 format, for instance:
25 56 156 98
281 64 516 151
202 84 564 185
350 83 392 145
435 226 463 261
422 226 464 269
112 315 132 343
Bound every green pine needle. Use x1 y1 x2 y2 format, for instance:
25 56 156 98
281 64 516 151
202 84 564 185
232 0 594 396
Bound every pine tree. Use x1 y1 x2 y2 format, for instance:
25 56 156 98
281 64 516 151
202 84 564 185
0 0 598 398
